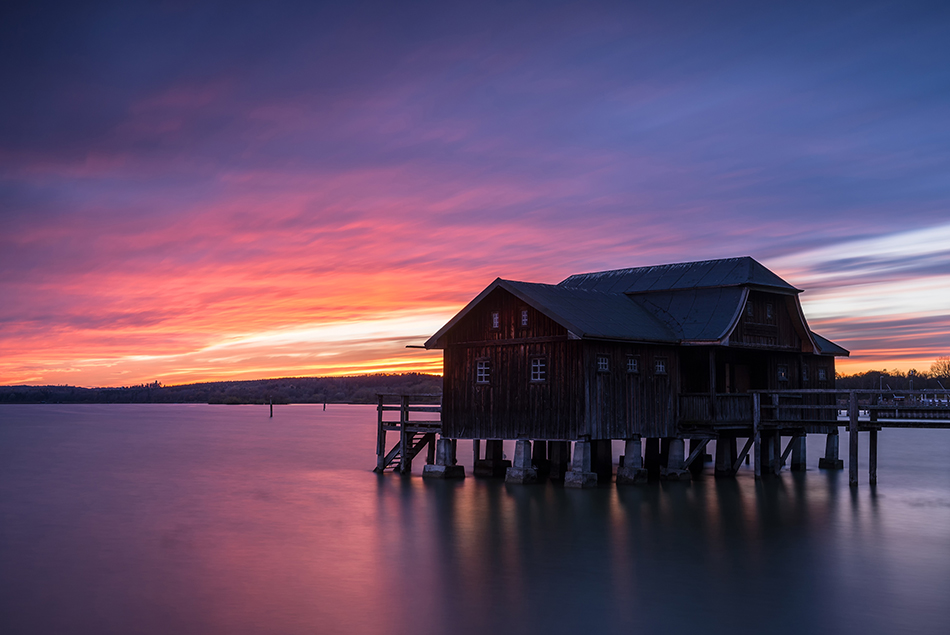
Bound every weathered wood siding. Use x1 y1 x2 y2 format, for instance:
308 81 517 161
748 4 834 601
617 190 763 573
730 291 803 350
442 287 567 346
584 342 678 439
442 339 584 439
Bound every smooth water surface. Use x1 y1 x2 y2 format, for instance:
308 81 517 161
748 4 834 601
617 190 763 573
2 404 949 634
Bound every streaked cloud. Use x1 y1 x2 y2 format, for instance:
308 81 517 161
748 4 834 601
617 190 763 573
2 1 949 385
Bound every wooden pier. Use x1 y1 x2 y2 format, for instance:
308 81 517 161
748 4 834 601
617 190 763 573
374 394 442 474
680 388 950 486
374 389 950 486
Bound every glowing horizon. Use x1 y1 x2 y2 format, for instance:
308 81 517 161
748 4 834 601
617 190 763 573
3 2 949 387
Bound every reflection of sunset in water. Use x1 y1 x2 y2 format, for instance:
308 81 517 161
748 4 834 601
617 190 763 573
1 404 949 634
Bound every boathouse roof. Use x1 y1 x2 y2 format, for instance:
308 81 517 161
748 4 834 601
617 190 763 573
425 256 847 355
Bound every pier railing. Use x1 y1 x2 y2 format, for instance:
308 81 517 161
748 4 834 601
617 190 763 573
680 389 950 428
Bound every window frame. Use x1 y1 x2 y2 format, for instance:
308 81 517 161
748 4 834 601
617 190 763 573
490 311 500 330
530 357 547 382
626 355 640 374
520 308 529 328
597 355 610 373
476 360 491 384
654 357 667 375
777 364 789 382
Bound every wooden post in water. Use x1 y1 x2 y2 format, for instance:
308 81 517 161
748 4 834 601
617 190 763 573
270 399 273 418
849 391 859 487
753 393 762 479
869 429 878 485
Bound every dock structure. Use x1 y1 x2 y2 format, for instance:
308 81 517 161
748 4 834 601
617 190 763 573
385 256 949 487
375 389 950 486
374 394 442 475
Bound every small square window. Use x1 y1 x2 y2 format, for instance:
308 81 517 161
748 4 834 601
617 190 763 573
802 365 810 382
655 357 667 375
491 311 500 329
597 356 609 373
476 360 490 384
531 358 546 382
767 304 773 319
778 365 789 382
627 356 639 373
818 367 827 381
520 309 529 327
746 302 754 319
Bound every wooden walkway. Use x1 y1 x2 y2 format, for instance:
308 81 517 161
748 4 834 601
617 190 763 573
679 389 950 486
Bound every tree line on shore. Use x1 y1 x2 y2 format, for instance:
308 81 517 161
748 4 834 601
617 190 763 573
0 373 442 405
2 357 948 404
835 357 950 391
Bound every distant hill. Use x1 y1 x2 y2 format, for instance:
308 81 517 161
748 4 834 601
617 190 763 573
0 373 442 405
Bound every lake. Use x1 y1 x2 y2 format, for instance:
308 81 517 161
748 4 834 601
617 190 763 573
2 404 949 634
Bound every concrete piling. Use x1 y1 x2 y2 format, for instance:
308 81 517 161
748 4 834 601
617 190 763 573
423 438 466 479
818 429 844 469
617 436 648 484
505 440 539 484
564 440 598 488
661 438 691 481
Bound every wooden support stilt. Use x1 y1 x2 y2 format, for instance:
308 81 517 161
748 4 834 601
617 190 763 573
869 428 878 485
753 393 762 479
849 391 859 487
772 431 782 475
473 439 481 464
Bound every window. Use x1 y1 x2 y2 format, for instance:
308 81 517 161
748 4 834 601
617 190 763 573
818 367 827 381
778 365 789 382
476 360 490 384
655 357 667 375
766 303 773 320
597 355 610 372
491 311 500 330
627 356 639 373
802 365 810 382
531 358 546 382
520 309 529 327
746 302 754 319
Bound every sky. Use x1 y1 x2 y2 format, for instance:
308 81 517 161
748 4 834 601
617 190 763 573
2 0 949 387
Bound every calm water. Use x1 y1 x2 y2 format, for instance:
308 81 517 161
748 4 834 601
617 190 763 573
2 404 949 635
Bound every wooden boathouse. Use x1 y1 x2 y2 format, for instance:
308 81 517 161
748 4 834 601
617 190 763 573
376 256 949 486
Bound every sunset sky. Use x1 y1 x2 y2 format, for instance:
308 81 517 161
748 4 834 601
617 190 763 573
2 0 949 387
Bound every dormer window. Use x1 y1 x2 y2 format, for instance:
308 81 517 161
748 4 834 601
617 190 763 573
520 309 529 327
491 311 500 330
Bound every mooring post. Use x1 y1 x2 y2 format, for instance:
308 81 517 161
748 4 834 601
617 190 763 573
849 391 859 487
399 395 411 475
753 393 762 479
270 399 273 418
869 428 878 485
